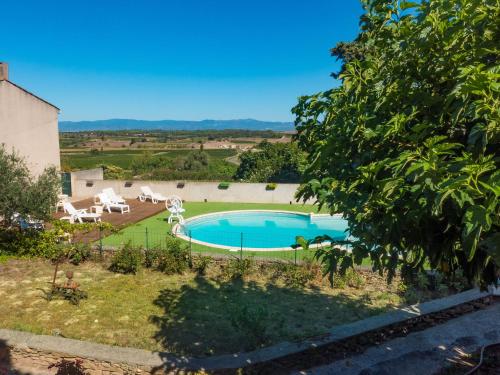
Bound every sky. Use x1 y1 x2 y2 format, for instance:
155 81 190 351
1 0 363 122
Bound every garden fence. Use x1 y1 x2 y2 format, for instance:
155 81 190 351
96 227 324 264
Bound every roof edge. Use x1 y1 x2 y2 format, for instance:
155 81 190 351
2 80 60 111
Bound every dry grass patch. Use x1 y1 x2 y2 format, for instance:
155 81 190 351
0 258 432 357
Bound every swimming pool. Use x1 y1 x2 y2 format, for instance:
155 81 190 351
175 210 349 251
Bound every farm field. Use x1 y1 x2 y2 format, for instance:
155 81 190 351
61 149 238 170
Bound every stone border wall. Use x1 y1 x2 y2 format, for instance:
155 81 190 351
1 344 152 375
0 289 490 374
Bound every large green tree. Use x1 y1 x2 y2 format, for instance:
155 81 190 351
293 0 499 287
0 145 60 227
235 141 306 183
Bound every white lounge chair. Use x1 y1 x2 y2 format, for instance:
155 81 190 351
63 202 101 223
102 188 126 204
166 196 185 224
55 194 70 212
139 186 167 204
98 193 130 214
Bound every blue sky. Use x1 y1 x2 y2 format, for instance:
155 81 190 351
1 0 363 122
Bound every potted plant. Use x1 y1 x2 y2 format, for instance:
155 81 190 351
266 183 277 191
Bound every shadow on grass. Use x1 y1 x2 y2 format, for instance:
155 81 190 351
150 275 388 362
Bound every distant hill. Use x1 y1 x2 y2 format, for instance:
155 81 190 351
59 119 294 132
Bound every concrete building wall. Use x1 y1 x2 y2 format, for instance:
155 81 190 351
0 80 60 177
71 176 309 204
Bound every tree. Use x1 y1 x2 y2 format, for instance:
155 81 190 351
0 145 60 226
293 0 499 287
235 141 306 183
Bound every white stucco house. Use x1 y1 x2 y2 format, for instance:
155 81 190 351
0 62 61 177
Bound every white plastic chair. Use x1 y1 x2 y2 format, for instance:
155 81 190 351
102 188 126 204
166 196 185 224
139 186 167 204
98 193 130 214
63 202 101 223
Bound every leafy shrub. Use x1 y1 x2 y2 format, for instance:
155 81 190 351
109 242 143 274
144 246 163 268
270 262 315 288
156 237 190 275
67 243 92 265
446 270 471 292
48 359 88 375
334 268 364 289
192 255 212 275
230 304 270 349
222 257 255 281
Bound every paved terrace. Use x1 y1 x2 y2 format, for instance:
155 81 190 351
53 198 166 242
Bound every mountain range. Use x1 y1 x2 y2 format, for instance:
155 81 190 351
59 119 294 132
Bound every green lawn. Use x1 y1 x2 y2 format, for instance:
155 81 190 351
102 202 361 263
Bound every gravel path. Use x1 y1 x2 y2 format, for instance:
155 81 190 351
298 302 500 375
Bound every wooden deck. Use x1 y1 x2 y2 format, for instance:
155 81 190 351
54 198 166 243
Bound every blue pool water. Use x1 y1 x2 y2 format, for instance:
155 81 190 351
180 211 349 249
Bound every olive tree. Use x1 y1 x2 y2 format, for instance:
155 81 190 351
293 0 499 287
0 145 60 226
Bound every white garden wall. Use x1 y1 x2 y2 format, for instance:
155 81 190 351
70 170 309 204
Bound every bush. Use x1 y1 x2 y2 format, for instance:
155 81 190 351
222 257 255 281
156 237 190 275
109 242 143 274
334 268 364 289
48 359 88 375
144 246 163 268
230 304 270 349
192 255 212 275
272 263 315 288
67 243 92 265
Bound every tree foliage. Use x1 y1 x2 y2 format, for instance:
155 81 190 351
293 0 499 287
235 141 306 183
0 145 60 226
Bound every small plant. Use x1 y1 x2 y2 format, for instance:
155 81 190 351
222 256 255 281
144 246 163 268
334 268 365 289
156 237 190 275
48 359 88 375
192 255 212 275
218 182 230 190
67 243 92 265
282 263 315 288
230 303 270 349
265 183 277 191
446 269 470 292
109 242 143 274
